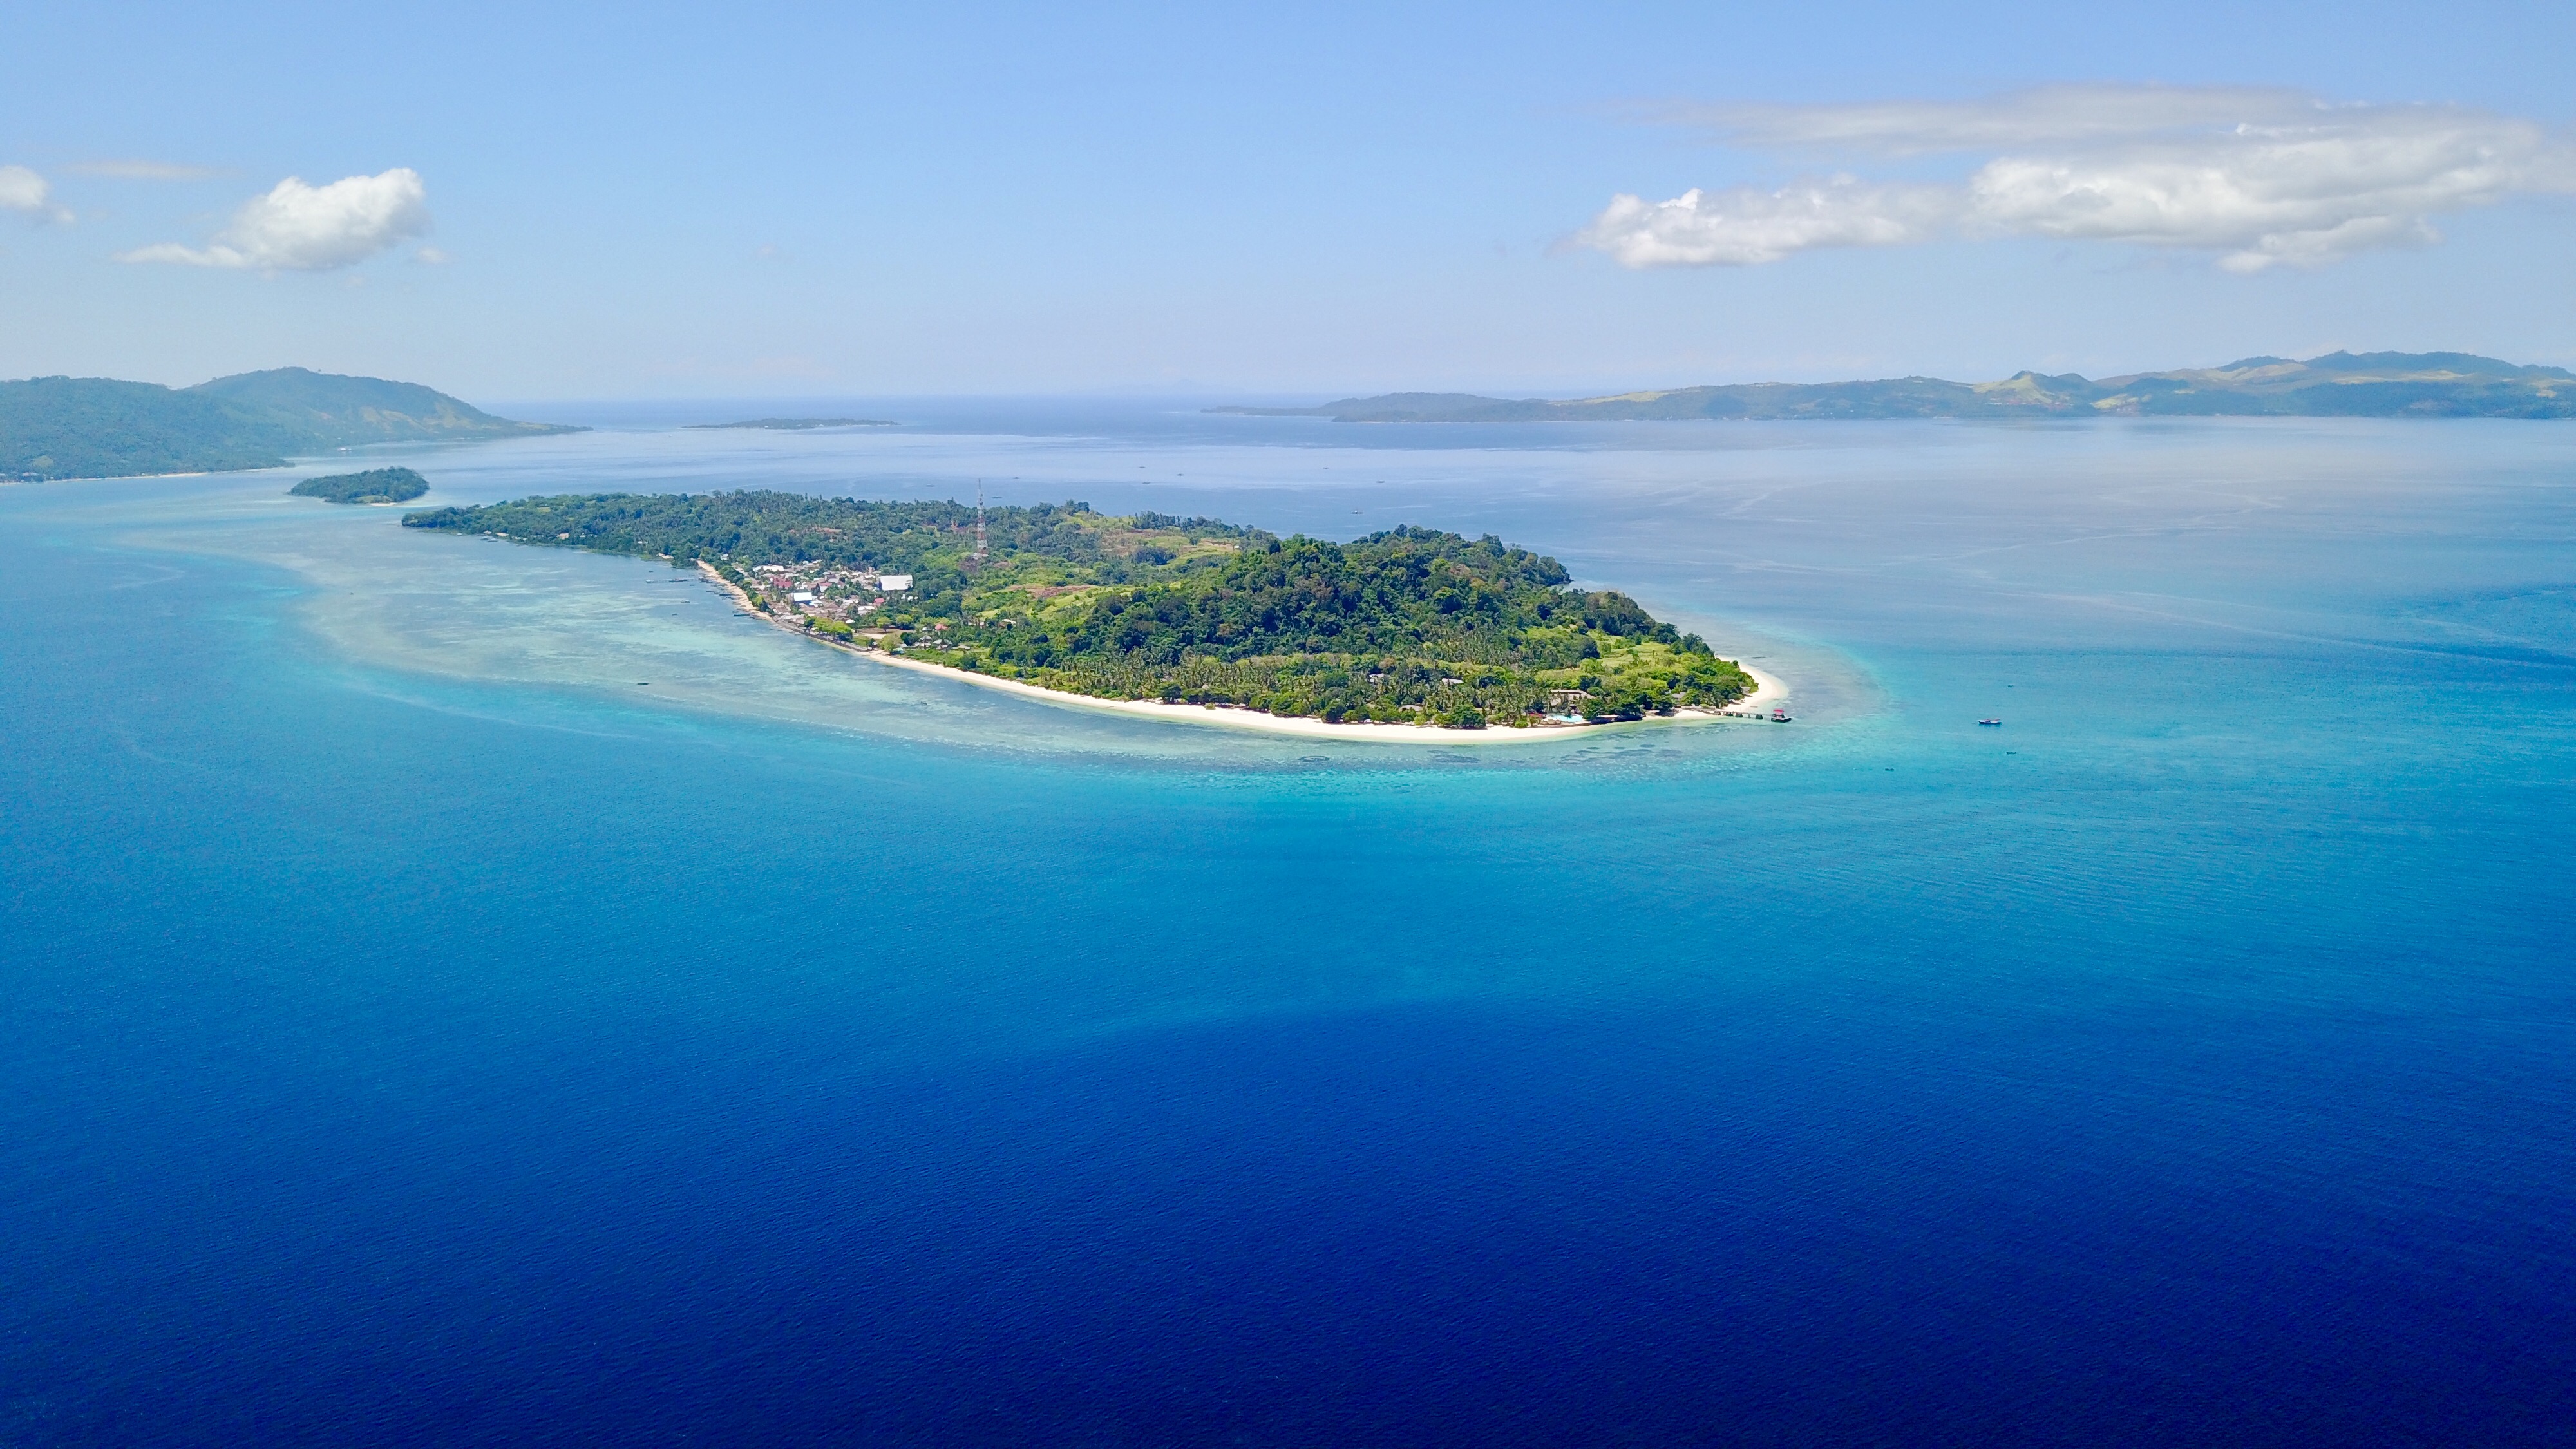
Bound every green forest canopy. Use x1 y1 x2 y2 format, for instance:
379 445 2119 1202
402 491 1754 726
290 466 430 504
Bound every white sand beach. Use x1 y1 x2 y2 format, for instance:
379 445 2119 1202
700 562 1786 744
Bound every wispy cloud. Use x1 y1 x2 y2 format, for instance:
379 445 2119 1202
1649 85 2322 155
1581 86 2576 272
0 164 74 223
1579 178 1955 267
66 159 229 180
120 168 431 271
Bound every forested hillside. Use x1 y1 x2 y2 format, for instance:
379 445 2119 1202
2 368 578 480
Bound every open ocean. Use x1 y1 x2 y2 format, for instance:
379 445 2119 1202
5 405 2573 1446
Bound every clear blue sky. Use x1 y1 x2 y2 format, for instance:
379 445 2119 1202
5 1 2571 400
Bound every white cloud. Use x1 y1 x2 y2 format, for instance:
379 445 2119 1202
1577 178 1956 267
1659 85 2322 155
67 159 227 180
119 167 431 270
1 164 73 223
1581 88 2576 272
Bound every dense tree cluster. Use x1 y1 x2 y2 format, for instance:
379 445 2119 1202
290 466 429 504
406 492 1254 603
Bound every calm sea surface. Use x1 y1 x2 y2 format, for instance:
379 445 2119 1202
5 406 2573 1445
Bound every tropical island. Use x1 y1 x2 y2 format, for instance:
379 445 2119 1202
0 368 580 481
685 417 898 430
290 466 430 504
1215 351 2576 422
401 491 1760 730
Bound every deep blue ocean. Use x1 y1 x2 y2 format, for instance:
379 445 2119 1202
5 406 2573 1445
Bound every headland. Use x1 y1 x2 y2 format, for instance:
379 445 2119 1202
2 368 580 482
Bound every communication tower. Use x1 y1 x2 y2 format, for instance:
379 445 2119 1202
972 482 989 563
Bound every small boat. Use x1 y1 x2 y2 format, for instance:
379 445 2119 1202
1978 718 2002 726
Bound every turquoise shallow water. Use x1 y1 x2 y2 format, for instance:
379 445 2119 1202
5 410 2574 1444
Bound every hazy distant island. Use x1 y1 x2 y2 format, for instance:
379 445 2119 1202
685 417 898 431
1217 351 2575 423
402 492 1760 730
290 466 431 505
0 368 582 482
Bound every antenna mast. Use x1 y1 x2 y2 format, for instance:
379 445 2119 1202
972 482 989 563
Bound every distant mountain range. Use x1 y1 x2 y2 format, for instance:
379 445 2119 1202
685 417 898 431
1215 352 2575 423
0 368 581 480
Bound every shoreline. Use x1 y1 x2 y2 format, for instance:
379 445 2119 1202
696 562 1785 744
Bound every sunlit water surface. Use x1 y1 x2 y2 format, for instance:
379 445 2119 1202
5 406 2573 1445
